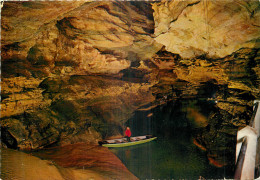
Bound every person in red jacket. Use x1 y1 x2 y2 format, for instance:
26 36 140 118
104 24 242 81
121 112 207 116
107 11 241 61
125 127 131 142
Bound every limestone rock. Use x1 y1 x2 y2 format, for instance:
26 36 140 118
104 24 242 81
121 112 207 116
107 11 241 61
1 1 162 79
1 77 51 118
2 146 138 180
153 0 260 59
1 1 85 45
1 1 260 166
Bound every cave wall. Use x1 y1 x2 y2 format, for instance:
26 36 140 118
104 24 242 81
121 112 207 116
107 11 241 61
1 1 163 149
153 0 260 59
1 1 260 167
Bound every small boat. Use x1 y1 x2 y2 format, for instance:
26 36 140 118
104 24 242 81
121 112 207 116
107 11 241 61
98 135 157 148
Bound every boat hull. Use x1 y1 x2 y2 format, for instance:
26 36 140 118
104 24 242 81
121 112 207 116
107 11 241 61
102 137 157 148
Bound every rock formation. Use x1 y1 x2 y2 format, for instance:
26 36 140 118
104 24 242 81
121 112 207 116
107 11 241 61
2 144 138 180
153 0 260 59
1 0 260 169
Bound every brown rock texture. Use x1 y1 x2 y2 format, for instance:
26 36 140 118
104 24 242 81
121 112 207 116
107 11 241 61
153 0 260 59
1 1 160 150
1 0 260 170
2 144 138 180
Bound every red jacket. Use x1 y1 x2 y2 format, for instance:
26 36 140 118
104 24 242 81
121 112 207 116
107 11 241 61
125 129 131 137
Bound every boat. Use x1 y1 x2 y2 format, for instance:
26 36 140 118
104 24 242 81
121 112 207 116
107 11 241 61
98 135 157 147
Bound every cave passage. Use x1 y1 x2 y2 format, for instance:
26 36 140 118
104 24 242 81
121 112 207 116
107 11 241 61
113 99 235 179
1 1 259 179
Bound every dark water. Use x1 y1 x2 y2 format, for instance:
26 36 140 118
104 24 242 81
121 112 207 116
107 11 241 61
111 99 234 179
111 136 230 179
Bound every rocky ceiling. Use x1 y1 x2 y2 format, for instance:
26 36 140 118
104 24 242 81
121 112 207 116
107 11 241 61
1 0 260 165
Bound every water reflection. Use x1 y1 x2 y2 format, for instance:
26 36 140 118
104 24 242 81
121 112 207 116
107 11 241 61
112 130 233 179
125 149 131 159
118 99 235 179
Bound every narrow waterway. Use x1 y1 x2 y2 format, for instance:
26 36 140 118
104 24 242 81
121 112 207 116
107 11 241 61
1 99 236 179
111 130 233 179
111 99 235 179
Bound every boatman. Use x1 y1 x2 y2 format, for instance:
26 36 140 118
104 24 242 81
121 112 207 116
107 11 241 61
125 127 131 142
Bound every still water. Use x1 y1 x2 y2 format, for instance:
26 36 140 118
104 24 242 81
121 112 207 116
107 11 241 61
1 99 235 179
111 131 232 179
111 99 234 179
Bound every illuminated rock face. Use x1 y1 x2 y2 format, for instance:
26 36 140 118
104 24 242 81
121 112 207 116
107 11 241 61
153 0 260 59
1 1 160 149
2 144 138 180
1 1 260 167
1 1 161 77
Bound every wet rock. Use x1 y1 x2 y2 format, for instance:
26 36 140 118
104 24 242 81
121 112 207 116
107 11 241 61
1 148 64 180
32 143 138 179
2 146 137 180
